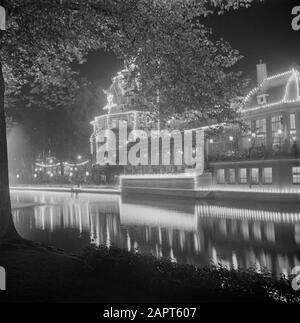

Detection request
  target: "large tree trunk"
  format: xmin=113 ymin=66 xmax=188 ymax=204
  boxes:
xmin=0 ymin=56 xmax=19 ymax=242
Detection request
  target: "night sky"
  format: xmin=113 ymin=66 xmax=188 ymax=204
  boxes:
xmin=80 ymin=0 xmax=300 ymax=89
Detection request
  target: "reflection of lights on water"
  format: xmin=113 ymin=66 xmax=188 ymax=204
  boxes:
xmin=197 ymin=204 xmax=300 ymax=223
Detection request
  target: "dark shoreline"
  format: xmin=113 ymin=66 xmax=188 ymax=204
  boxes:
xmin=0 ymin=241 xmax=299 ymax=303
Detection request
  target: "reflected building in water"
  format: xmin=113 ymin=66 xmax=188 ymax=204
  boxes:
xmin=11 ymin=191 xmax=300 ymax=276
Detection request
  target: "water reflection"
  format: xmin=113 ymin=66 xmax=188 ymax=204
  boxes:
xmin=11 ymin=191 xmax=300 ymax=276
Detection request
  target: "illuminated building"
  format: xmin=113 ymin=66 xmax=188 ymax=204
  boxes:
xmin=89 ymin=69 xmax=159 ymax=182
xmin=209 ymin=62 xmax=300 ymax=190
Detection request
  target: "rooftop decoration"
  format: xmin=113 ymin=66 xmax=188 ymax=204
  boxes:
xmin=103 ymin=69 xmax=133 ymax=114
xmin=243 ymin=68 xmax=300 ymax=113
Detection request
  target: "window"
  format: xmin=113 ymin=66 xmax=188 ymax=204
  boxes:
xmin=290 ymin=130 xmax=297 ymax=144
xmin=290 ymin=114 xmax=297 ymax=143
xmin=255 ymin=119 xmax=267 ymax=145
xmin=217 ymin=169 xmax=225 ymax=184
xmin=257 ymin=94 xmax=268 ymax=105
xmin=292 ymin=167 xmax=300 ymax=184
xmin=272 ymin=115 xmax=282 ymax=132
xmin=228 ymin=169 xmax=236 ymax=184
xmin=256 ymin=119 xmax=266 ymax=133
xmin=262 ymin=167 xmax=272 ymax=184
xmin=290 ymin=114 xmax=296 ymax=130
xmin=250 ymin=168 xmax=259 ymax=184
xmin=272 ymin=115 xmax=283 ymax=148
xmin=239 ymin=168 xmax=247 ymax=184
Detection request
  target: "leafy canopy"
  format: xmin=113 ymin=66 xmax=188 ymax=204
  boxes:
xmin=0 ymin=0 xmax=257 ymax=125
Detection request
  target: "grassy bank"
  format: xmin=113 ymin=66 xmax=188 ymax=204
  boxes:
xmin=0 ymin=241 xmax=299 ymax=303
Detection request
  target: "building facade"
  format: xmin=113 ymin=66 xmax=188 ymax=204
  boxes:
xmin=209 ymin=63 xmax=300 ymax=191
xmin=89 ymin=69 xmax=160 ymax=182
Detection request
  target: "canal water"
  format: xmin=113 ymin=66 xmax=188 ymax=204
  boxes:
xmin=10 ymin=190 xmax=300 ymax=276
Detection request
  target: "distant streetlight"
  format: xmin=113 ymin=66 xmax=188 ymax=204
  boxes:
xmin=85 ymin=171 xmax=89 ymax=176
xmin=77 ymin=155 xmax=82 ymax=160
xmin=209 ymin=139 xmax=214 ymax=144
xmin=229 ymin=136 xmax=234 ymax=142
xmin=34 ymin=173 xmax=37 ymax=178
xmin=16 ymin=174 xmax=20 ymax=179
xmin=251 ymin=132 xmax=256 ymax=138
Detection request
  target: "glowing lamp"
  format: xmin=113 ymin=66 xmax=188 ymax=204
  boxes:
xmin=229 ymin=136 xmax=234 ymax=141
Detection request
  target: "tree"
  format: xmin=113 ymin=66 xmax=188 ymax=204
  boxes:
xmin=0 ymin=0 xmax=257 ymax=242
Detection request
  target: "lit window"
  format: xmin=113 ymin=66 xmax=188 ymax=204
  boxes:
xmin=292 ymin=167 xmax=300 ymax=184
xmin=272 ymin=115 xmax=282 ymax=132
xmin=256 ymin=119 xmax=266 ymax=133
xmin=217 ymin=169 xmax=225 ymax=184
xmin=290 ymin=130 xmax=297 ymax=144
xmin=250 ymin=168 xmax=259 ymax=184
xmin=255 ymin=119 xmax=267 ymax=145
xmin=272 ymin=115 xmax=283 ymax=148
xmin=239 ymin=168 xmax=247 ymax=184
xmin=262 ymin=168 xmax=272 ymax=184
xmin=290 ymin=114 xmax=296 ymax=130
xmin=228 ymin=169 xmax=236 ymax=184
xmin=290 ymin=114 xmax=297 ymax=143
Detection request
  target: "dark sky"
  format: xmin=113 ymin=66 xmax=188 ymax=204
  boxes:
xmin=80 ymin=0 xmax=300 ymax=88
xmin=207 ymin=0 xmax=300 ymax=81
